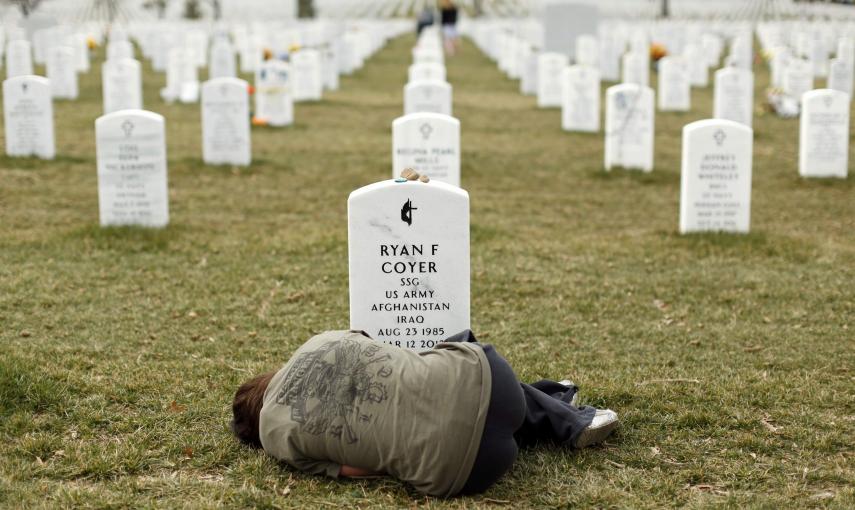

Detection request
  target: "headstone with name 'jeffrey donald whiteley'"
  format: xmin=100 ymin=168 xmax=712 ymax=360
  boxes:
xmin=680 ymin=119 xmax=753 ymax=234
xmin=348 ymin=177 xmax=470 ymax=352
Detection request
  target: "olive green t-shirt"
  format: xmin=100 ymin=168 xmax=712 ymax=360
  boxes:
xmin=259 ymin=330 xmax=492 ymax=497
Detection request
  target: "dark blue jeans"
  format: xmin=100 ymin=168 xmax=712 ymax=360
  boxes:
xmin=444 ymin=330 xmax=596 ymax=495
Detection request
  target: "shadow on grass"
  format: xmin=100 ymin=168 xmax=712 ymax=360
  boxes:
xmin=0 ymin=154 xmax=89 ymax=169
xmin=67 ymin=224 xmax=184 ymax=253
xmin=0 ymin=356 xmax=73 ymax=418
xmin=662 ymin=231 xmax=814 ymax=263
xmin=588 ymin=168 xmax=678 ymax=185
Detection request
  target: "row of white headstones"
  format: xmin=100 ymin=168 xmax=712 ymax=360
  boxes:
xmin=348 ymin=20 xmax=855 ymax=350
xmin=458 ymin=19 xmax=850 ymax=235
xmin=1 ymin=20 xmax=410 ymax=228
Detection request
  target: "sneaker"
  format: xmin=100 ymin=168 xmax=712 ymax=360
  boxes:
xmin=574 ymin=409 xmax=619 ymax=449
xmin=558 ymin=380 xmax=579 ymax=406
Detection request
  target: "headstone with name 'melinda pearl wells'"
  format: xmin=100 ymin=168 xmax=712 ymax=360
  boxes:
xmin=404 ymin=79 xmax=452 ymax=116
xmin=201 ymin=77 xmax=251 ymax=166
xmin=680 ymin=119 xmax=753 ymax=234
xmin=799 ymin=89 xmax=849 ymax=178
xmin=95 ymin=110 xmax=169 ymax=227
xmin=392 ymin=112 xmax=460 ymax=187
xmin=561 ymin=64 xmax=600 ymax=132
xmin=3 ymin=75 xmax=55 ymax=159
xmin=348 ymin=177 xmax=470 ymax=351
xmin=605 ymin=83 xmax=654 ymax=172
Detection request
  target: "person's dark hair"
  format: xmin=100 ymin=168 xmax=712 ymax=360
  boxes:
xmin=231 ymin=371 xmax=276 ymax=448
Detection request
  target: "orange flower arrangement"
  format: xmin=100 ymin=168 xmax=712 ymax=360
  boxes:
xmin=650 ymin=43 xmax=667 ymax=62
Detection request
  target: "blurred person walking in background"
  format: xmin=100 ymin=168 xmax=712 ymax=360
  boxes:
xmin=439 ymin=0 xmax=460 ymax=55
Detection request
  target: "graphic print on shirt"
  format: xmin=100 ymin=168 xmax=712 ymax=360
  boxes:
xmin=275 ymin=338 xmax=392 ymax=444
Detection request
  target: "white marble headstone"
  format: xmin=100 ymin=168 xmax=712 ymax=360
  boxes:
xmin=201 ymin=77 xmax=251 ymax=166
xmin=621 ymin=51 xmax=649 ymax=87
xmin=323 ymin=44 xmax=340 ymax=91
xmin=95 ymin=110 xmax=169 ymax=227
xmin=255 ymin=60 xmax=293 ymax=126
xmin=537 ymin=52 xmax=569 ymax=108
xmin=784 ymin=59 xmax=814 ymax=101
xmin=102 ymin=58 xmax=142 ymax=114
xmin=408 ymin=62 xmax=446 ymax=83
xmin=209 ymin=38 xmax=236 ymax=80
xmin=828 ymin=58 xmax=853 ymax=98
xmin=680 ymin=119 xmax=753 ymax=234
xmin=714 ymin=67 xmax=754 ymax=128
xmin=657 ymin=56 xmax=691 ymax=112
xmin=605 ymin=84 xmax=654 ymax=172
xmin=404 ymin=80 xmax=452 ymax=116
xmin=291 ymin=49 xmax=323 ymax=102
xmin=348 ymin=179 xmax=470 ymax=351
xmin=392 ymin=112 xmax=460 ymax=187
xmin=685 ymin=45 xmax=709 ymax=88
xmin=3 ymin=75 xmax=55 ymax=159
xmin=799 ymin=89 xmax=849 ymax=178
xmin=46 ymin=46 xmax=78 ymax=100
xmin=6 ymin=40 xmax=34 ymax=78
xmin=561 ymin=65 xmax=600 ymax=132
xmin=520 ymin=49 xmax=539 ymax=96
xmin=107 ymin=40 xmax=134 ymax=61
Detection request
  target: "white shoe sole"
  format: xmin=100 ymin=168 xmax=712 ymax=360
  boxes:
xmin=574 ymin=410 xmax=619 ymax=449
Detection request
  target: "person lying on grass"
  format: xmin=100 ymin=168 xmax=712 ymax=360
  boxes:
xmin=231 ymin=330 xmax=618 ymax=497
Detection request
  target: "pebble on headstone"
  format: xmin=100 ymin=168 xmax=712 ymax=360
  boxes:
xmin=561 ymin=64 xmax=600 ymax=132
xmin=537 ymin=52 xmax=569 ymax=108
xmin=713 ymin=67 xmax=754 ymax=128
xmin=202 ymin=77 xmax=252 ymax=166
xmin=404 ymin=80 xmax=452 ymax=116
xmin=799 ymin=89 xmax=849 ymax=178
xmin=3 ymin=75 xmax=55 ymax=159
xmin=348 ymin=178 xmax=470 ymax=351
xmin=604 ymin=83 xmax=655 ymax=172
xmin=102 ymin=58 xmax=143 ymax=114
xmin=95 ymin=110 xmax=169 ymax=227
xmin=680 ymin=119 xmax=753 ymax=234
xmin=393 ymin=112 xmax=460 ymax=187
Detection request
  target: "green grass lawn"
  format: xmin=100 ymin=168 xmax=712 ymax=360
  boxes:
xmin=1 ymin=34 xmax=853 ymax=508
